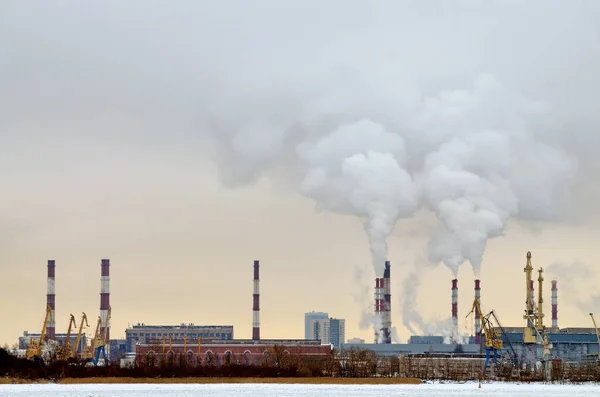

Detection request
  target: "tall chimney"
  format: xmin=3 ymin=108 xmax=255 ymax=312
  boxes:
xmin=451 ymin=278 xmax=458 ymax=336
xmin=474 ymin=279 xmax=481 ymax=344
xmin=383 ymin=261 xmax=391 ymax=344
xmin=551 ymin=279 xmax=558 ymax=328
xmin=100 ymin=259 xmax=110 ymax=343
xmin=46 ymin=260 xmax=56 ymax=341
xmin=373 ymin=278 xmax=380 ymax=343
xmin=252 ymin=260 xmax=260 ymax=340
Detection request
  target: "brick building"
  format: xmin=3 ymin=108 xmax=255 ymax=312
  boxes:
xmin=135 ymin=339 xmax=332 ymax=366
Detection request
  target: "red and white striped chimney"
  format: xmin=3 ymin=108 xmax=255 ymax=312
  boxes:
xmin=551 ymin=279 xmax=558 ymax=328
xmin=383 ymin=261 xmax=391 ymax=344
xmin=46 ymin=260 xmax=56 ymax=340
xmin=374 ymin=278 xmax=383 ymax=343
xmin=252 ymin=260 xmax=260 ymax=340
xmin=451 ymin=278 xmax=458 ymax=334
xmin=100 ymin=259 xmax=110 ymax=342
xmin=474 ymin=279 xmax=481 ymax=344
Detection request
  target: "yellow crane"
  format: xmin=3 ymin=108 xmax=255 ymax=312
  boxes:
xmin=91 ymin=306 xmax=111 ymax=366
xmin=57 ymin=314 xmax=77 ymax=361
xmin=467 ymin=298 xmax=518 ymax=376
xmin=590 ymin=313 xmax=600 ymax=361
xmin=26 ymin=304 xmax=53 ymax=360
xmin=73 ymin=312 xmax=89 ymax=360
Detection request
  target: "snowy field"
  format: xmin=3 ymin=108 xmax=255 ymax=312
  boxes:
xmin=1 ymin=382 xmax=599 ymax=397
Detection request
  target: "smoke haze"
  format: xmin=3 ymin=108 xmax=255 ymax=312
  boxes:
xmin=2 ymin=1 xmax=600 ymax=341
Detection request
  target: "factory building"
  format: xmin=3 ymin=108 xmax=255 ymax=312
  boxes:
xmin=341 ymin=340 xmax=481 ymax=356
xmin=125 ymin=324 xmax=234 ymax=353
xmin=134 ymin=260 xmax=334 ymax=364
xmin=135 ymin=339 xmax=332 ymax=366
xmin=19 ymin=331 xmax=88 ymax=353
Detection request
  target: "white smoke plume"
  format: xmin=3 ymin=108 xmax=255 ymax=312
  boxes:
xmin=546 ymin=261 xmax=600 ymax=313
xmin=416 ymin=76 xmax=576 ymax=277
xmin=3 ymin=1 xmax=599 ymax=341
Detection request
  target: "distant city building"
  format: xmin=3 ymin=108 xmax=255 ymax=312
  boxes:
xmin=346 ymin=337 xmax=365 ymax=344
xmin=109 ymin=339 xmax=127 ymax=361
xmin=125 ymin=323 xmax=234 ymax=353
xmin=305 ymin=313 xmax=345 ymax=350
xmin=329 ymin=318 xmax=345 ymax=350
xmin=305 ymin=312 xmax=328 ymax=340
xmin=18 ymin=331 xmax=87 ymax=352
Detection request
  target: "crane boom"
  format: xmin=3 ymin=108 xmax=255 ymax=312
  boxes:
xmin=590 ymin=313 xmax=600 ymax=360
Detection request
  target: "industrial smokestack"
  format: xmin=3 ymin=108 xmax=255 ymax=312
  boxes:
xmin=46 ymin=260 xmax=56 ymax=341
xmin=451 ymin=278 xmax=458 ymax=337
xmin=551 ymin=279 xmax=558 ymax=328
xmin=383 ymin=261 xmax=391 ymax=344
xmin=374 ymin=278 xmax=379 ymax=343
xmin=100 ymin=259 xmax=110 ymax=343
xmin=252 ymin=260 xmax=260 ymax=340
xmin=474 ymin=279 xmax=481 ymax=345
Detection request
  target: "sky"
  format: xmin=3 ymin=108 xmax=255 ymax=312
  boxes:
xmin=1 ymin=0 xmax=600 ymax=346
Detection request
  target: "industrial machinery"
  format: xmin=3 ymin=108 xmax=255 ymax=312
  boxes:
xmin=73 ymin=312 xmax=89 ymax=360
xmin=467 ymin=299 xmax=518 ymax=376
xmin=56 ymin=314 xmax=77 ymax=361
xmin=590 ymin=313 xmax=600 ymax=361
xmin=26 ymin=304 xmax=53 ymax=361
xmin=91 ymin=306 xmax=111 ymax=366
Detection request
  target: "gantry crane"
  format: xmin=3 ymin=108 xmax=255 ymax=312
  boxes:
xmin=91 ymin=306 xmax=111 ymax=366
xmin=57 ymin=314 xmax=77 ymax=361
xmin=467 ymin=298 xmax=518 ymax=376
xmin=26 ymin=304 xmax=53 ymax=361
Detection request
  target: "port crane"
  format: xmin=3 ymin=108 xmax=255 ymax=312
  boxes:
xmin=91 ymin=306 xmax=111 ymax=366
xmin=467 ymin=299 xmax=518 ymax=376
xmin=590 ymin=313 xmax=600 ymax=361
xmin=59 ymin=312 xmax=89 ymax=361
xmin=73 ymin=312 xmax=89 ymax=360
xmin=26 ymin=304 xmax=53 ymax=361
xmin=57 ymin=314 xmax=77 ymax=361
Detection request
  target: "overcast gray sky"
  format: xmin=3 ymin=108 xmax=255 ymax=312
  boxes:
xmin=1 ymin=1 xmax=600 ymax=345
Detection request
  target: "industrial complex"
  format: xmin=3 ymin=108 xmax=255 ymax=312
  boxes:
xmin=11 ymin=251 xmax=600 ymax=376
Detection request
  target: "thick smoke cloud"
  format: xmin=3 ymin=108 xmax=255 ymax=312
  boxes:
xmin=546 ymin=262 xmax=600 ymax=313
xmin=2 ymin=1 xmax=600 ymax=337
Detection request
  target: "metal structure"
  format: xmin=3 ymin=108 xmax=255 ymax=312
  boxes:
xmin=46 ymin=260 xmax=56 ymax=341
xmin=382 ymin=261 xmax=392 ymax=344
xmin=374 ymin=277 xmax=384 ymax=343
xmin=100 ymin=259 xmax=110 ymax=344
xmin=451 ymin=278 xmax=458 ymax=338
xmin=551 ymin=280 xmax=558 ymax=328
xmin=26 ymin=304 xmax=53 ymax=360
xmin=474 ymin=279 xmax=481 ymax=345
xmin=467 ymin=299 xmax=518 ymax=376
xmin=536 ymin=268 xmax=545 ymax=330
xmin=590 ymin=313 xmax=600 ymax=360
xmin=74 ymin=312 xmax=89 ymax=360
xmin=523 ymin=251 xmax=537 ymax=344
xmin=252 ymin=260 xmax=260 ymax=341
xmin=91 ymin=306 xmax=111 ymax=366
xmin=57 ymin=314 xmax=77 ymax=360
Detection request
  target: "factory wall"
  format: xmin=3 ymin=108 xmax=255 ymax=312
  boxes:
xmin=125 ymin=324 xmax=234 ymax=353
xmin=135 ymin=340 xmax=332 ymax=366
xmin=493 ymin=332 xmax=599 ymax=363
xmin=341 ymin=342 xmax=481 ymax=356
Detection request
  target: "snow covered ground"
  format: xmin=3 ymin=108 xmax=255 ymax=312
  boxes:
xmin=0 ymin=382 xmax=598 ymax=396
